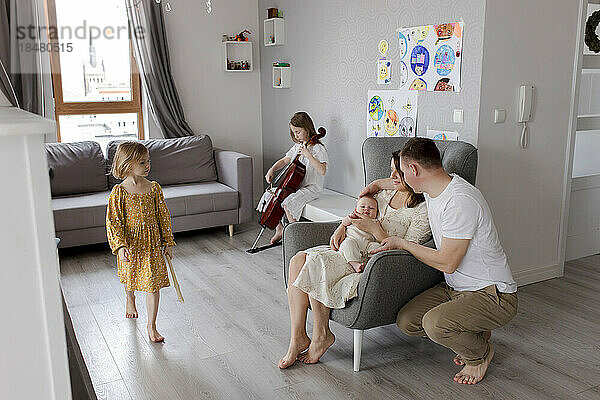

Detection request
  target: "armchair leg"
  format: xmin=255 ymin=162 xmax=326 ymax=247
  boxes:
xmin=228 ymin=224 xmax=234 ymax=237
xmin=353 ymin=329 xmax=363 ymax=372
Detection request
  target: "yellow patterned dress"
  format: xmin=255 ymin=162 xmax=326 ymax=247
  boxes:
xmin=106 ymin=181 xmax=176 ymax=292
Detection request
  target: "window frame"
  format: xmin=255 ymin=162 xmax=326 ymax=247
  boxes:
xmin=44 ymin=0 xmax=144 ymax=141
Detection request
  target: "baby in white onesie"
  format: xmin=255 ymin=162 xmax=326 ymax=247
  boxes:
xmin=339 ymin=195 xmax=380 ymax=273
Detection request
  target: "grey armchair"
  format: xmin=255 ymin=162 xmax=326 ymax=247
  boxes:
xmin=282 ymin=137 xmax=478 ymax=371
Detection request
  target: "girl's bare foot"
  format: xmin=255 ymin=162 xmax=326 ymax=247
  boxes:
xmin=147 ymin=325 xmax=164 ymax=343
xmin=453 ymin=331 xmax=491 ymax=365
xmin=297 ymin=331 xmax=335 ymax=364
xmin=348 ymin=261 xmax=364 ymax=273
xmin=126 ymin=295 xmax=138 ymax=318
xmin=453 ymin=343 xmax=494 ymax=384
xmin=278 ymin=335 xmax=311 ymax=369
xmin=270 ymin=223 xmax=284 ymax=244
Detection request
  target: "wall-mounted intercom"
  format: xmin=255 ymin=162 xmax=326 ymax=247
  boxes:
xmin=518 ymin=85 xmax=534 ymax=148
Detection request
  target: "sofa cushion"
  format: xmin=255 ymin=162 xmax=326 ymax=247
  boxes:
xmin=46 ymin=141 xmax=108 ymax=196
xmin=162 ymin=182 xmax=238 ymax=216
xmin=106 ymin=135 xmax=217 ymax=187
xmin=52 ymin=191 xmax=110 ymax=231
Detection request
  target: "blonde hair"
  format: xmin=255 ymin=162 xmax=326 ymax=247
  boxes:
xmin=111 ymin=141 xmax=149 ymax=180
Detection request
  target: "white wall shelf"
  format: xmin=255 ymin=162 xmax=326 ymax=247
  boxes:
xmin=222 ymin=41 xmax=253 ymax=72
xmin=264 ymin=18 xmax=285 ymax=46
xmin=273 ymin=66 xmax=291 ymax=88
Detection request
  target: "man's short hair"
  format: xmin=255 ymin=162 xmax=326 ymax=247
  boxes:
xmin=399 ymin=137 xmax=443 ymax=170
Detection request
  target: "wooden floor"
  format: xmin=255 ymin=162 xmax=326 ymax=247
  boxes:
xmin=59 ymin=224 xmax=600 ymax=400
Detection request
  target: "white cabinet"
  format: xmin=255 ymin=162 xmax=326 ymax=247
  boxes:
xmin=0 ymin=108 xmax=72 ymax=400
xmin=273 ymin=66 xmax=292 ymax=88
xmin=264 ymin=18 xmax=285 ymax=46
xmin=222 ymin=41 xmax=253 ymax=72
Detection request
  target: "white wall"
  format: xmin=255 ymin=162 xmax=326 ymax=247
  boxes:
xmin=476 ymin=0 xmax=580 ymax=284
xmin=162 ymin=0 xmax=263 ymax=203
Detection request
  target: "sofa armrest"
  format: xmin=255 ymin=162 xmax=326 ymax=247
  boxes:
xmin=214 ymin=149 xmax=253 ymax=224
xmin=282 ymin=221 xmax=341 ymax=287
xmin=331 ymin=247 xmax=443 ymax=329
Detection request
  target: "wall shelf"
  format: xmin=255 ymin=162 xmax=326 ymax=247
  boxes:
xmin=222 ymin=41 xmax=252 ymax=72
xmin=264 ymin=18 xmax=285 ymax=46
xmin=273 ymin=66 xmax=291 ymax=88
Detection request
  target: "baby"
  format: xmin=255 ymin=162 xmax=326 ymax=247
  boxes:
xmin=339 ymin=195 xmax=381 ymax=273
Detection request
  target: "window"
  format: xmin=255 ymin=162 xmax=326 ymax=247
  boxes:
xmin=46 ymin=0 xmax=143 ymax=152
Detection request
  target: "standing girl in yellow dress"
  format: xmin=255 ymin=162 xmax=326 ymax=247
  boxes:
xmin=106 ymin=142 xmax=176 ymax=343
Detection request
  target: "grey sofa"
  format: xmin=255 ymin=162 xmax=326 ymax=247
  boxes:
xmin=282 ymin=136 xmax=478 ymax=371
xmin=47 ymin=135 xmax=253 ymax=248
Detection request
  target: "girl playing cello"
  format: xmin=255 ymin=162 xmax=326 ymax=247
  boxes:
xmin=257 ymin=112 xmax=328 ymax=244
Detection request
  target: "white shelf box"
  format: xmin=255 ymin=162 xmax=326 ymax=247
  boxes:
xmin=273 ymin=66 xmax=291 ymax=88
xmin=264 ymin=18 xmax=285 ymax=46
xmin=222 ymin=41 xmax=253 ymax=72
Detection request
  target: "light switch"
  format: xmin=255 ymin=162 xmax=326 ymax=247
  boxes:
xmin=494 ymin=109 xmax=506 ymax=123
xmin=453 ymin=109 xmax=464 ymax=124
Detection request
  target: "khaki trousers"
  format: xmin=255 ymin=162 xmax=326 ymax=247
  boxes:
xmin=396 ymin=282 xmax=518 ymax=366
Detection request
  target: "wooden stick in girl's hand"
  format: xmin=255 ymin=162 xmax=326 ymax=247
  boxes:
xmin=165 ymin=254 xmax=184 ymax=302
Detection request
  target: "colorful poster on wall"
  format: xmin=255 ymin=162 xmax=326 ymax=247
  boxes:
xmin=397 ymin=22 xmax=464 ymax=92
xmin=367 ymin=90 xmax=418 ymax=137
xmin=425 ymin=128 xmax=459 ymax=141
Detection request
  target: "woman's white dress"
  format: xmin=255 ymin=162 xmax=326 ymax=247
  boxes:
xmin=292 ymin=190 xmax=431 ymax=309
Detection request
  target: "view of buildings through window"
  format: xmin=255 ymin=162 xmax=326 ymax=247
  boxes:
xmin=48 ymin=0 xmax=142 ymax=151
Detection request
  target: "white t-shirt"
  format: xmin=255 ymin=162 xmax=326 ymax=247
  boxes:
xmin=425 ymin=174 xmax=517 ymax=293
xmin=285 ymin=143 xmax=328 ymax=192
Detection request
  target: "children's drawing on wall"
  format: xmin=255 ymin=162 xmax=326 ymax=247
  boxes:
xmin=424 ymin=128 xmax=459 ymax=141
xmin=398 ymin=21 xmax=464 ymax=92
xmin=378 ymin=59 xmax=392 ymax=85
xmin=367 ymin=90 xmax=418 ymax=137
xmin=377 ymin=40 xmax=392 ymax=85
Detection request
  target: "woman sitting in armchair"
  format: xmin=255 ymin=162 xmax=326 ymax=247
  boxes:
xmin=279 ymin=150 xmax=432 ymax=368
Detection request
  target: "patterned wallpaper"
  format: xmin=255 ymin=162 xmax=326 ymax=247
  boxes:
xmin=259 ymin=0 xmax=485 ymax=196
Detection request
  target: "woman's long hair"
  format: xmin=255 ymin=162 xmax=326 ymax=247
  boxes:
xmin=289 ymin=111 xmax=323 ymax=146
xmin=392 ymin=149 xmax=425 ymax=208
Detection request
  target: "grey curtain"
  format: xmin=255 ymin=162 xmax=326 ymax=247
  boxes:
xmin=0 ymin=0 xmax=44 ymax=114
xmin=126 ymin=0 xmax=194 ymax=138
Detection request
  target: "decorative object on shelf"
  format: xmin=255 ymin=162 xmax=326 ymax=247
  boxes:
xmin=585 ymin=4 xmax=600 ymax=54
xmin=397 ymin=21 xmax=463 ymax=92
xmin=264 ymin=17 xmax=284 ymax=46
xmin=367 ymin=90 xmax=418 ymax=137
xmin=268 ymin=7 xmax=278 ymax=19
xmin=206 ymin=0 xmax=212 ymax=14
xmin=227 ymin=59 xmax=251 ymax=71
xmin=377 ymin=40 xmax=392 ymax=85
xmin=235 ymin=29 xmax=251 ymax=41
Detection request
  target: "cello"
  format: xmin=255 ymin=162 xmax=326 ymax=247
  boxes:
xmin=247 ymin=127 xmax=326 ymax=253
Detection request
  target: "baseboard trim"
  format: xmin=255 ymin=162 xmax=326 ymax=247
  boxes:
xmin=514 ymin=263 xmax=563 ymax=287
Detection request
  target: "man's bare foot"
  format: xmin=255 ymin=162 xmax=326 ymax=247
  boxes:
xmin=270 ymin=224 xmax=284 ymax=244
xmin=297 ymin=331 xmax=335 ymax=364
xmin=453 ymin=331 xmax=491 ymax=365
xmin=453 ymin=343 xmax=494 ymax=385
xmin=126 ymin=295 xmax=138 ymax=318
xmin=348 ymin=261 xmax=364 ymax=273
xmin=147 ymin=325 xmax=164 ymax=343
xmin=278 ymin=335 xmax=311 ymax=369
